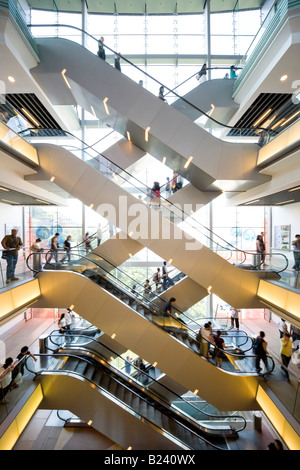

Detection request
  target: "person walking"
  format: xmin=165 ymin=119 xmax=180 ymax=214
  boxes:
xmin=1 ymin=228 xmax=23 ymax=284
xmin=97 ymin=36 xmax=106 ymax=60
xmin=292 ymin=234 xmax=300 ymax=271
xmin=280 ymin=333 xmax=294 ymax=381
xmin=197 ymin=323 xmax=213 ymax=358
xmin=254 ymin=331 xmax=269 ymax=373
xmin=61 ymin=235 xmax=71 ymax=263
xmin=48 ymin=232 xmax=60 ymax=263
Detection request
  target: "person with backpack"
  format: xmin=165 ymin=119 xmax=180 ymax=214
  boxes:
xmin=253 ymin=331 xmax=270 ymax=373
xmin=153 ymin=268 xmax=161 ymax=292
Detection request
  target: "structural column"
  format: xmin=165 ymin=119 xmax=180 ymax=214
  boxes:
xmin=203 ymin=0 xmax=212 ymax=80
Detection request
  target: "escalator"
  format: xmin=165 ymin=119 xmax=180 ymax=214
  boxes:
xmin=28 ymin=252 xmax=275 ymax=410
xmin=29 ymin=29 xmax=270 ymax=193
xmin=26 ymin=330 xmax=249 ymax=450
xmin=25 ymin=137 xmax=288 ymax=308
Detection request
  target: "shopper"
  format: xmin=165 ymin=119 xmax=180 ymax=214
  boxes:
xmin=213 ymin=330 xmax=227 ymax=368
xmin=61 ymin=235 xmax=71 ymax=262
xmin=278 ymin=318 xmax=289 ymax=338
xmin=153 ymin=268 xmax=162 ymax=292
xmin=83 ymin=232 xmax=92 ymax=253
xmin=163 ymin=297 xmax=176 ymax=318
xmin=162 ymin=261 xmax=169 ymax=290
xmin=230 ymin=65 xmax=237 ymax=79
xmin=143 ymin=279 xmax=152 ymax=303
xmin=30 ymin=237 xmax=43 ymax=272
xmin=114 ymin=53 xmax=121 ymax=71
xmin=198 ymin=323 xmax=213 ymax=358
xmin=158 ymin=86 xmax=167 ymax=102
xmin=280 ymin=333 xmax=294 ymax=381
xmin=97 ymin=36 xmax=106 ymax=60
xmin=292 ymin=234 xmax=300 ymax=271
xmin=253 ymin=331 xmax=269 ymax=373
xmin=48 ymin=232 xmax=60 ymax=263
xmin=256 ymin=234 xmax=266 ymax=265
xmin=1 ymin=228 xmax=23 ymax=284
xmin=196 ymin=63 xmax=207 ymax=83
xmin=0 ymin=357 xmax=17 ymax=402
xmin=230 ymin=307 xmax=240 ymax=330
xmin=11 ymin=346 xmax=37 ymax=388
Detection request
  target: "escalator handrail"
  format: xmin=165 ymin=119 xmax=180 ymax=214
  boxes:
xmin=26 ymin=352 xmax=224 ymax=450
xmin=45 ymin=330 xmax=247 ymax=432
xmin=26 ymin=250 xmax=275 ymax=375
xmin=21 ymin=126 xmax=289 ymax=275
xmin=28 ymin=23 xmax=269 ymax=135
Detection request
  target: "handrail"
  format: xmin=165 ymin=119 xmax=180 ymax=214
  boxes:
xmin=28 ymin=23 xmax=269 ymax=135
xmin=45 ymin=331 xmax=247 ymax=432
xmin=26 ymin=251 xmax=275 ymax=376
xmin=25 ymin=352 xmax=224 ymax=450
xmin=20 ymin=126 xmax=289 ymax=275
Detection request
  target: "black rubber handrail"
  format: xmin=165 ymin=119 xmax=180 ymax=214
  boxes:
xmin=45 ymin=331 xmax=247 ymax=432
xmin=28 ymin=23 xmax=270 ymax=135
xmin=26 ymin=251 xmax=275 ymax=376
xmin=25 ymin=352 xmax=223 ymax=450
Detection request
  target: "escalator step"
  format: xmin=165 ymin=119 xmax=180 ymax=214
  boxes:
xmin=107 ymin=379 xmax=118 ymax=395
xmin=123 ymin=389 xmax=133 ymax=406
xmin=115 ymin=384 xmax=126 ymax=402
xmin=131 ymin=395 xmax=140 ymax=411
xmin=74 ymin=361 xmax=88 ymax=375
xmin=84 ymin=365 xmax=95 ymax=380
xmin=92 ymin=369 xmax=102 ymax=384
xmin=99 ymin=373 xmax=110 ymax=389
xmin=63 ymin=357 xmax=79 ymax=371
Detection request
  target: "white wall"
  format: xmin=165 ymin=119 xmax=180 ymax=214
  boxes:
xmin=0 ymin=202 xmax=23 ymax=242
xmin=271 ymin=202 xmax=300 ymax=249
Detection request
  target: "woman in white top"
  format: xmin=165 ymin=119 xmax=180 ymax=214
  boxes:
xmin=30 ymin=238 xmax=42 ymax=272
xmin=0 ymin=357 xmax=17 ymax=401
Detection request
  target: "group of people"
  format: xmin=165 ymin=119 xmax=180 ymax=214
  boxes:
xmin=196 ymin=63 xmax=239 ymax=83
xmin=97 ymin=36 xmax=122 ymax=72
xmin=148 ymin=172 xmax=183 ymax=204
xmin=58 ymin=309 xmax=75 ymax=344
xmin=197 ymin=323 xmax=228 ymax=368
xmin=0 ymin=346 xmax=37 ymax=403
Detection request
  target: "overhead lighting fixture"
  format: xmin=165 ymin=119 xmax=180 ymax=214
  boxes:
xmin=0 ymin=186 xmax=9 ymax=192
xmin=194 ymin=389 xmax=199 ymax=395
xmin=111 ymin=333 xmax=116 ymax=339
xmin=50 ymin=176 xmax=55 ymax=182
xmin=89 ymin=203 xmax=94 ymax=209
xmin=168 ymin=258 xmax=173 ymax=264
xmin=162 ymin=156 xmax=166 ymax=165
xmin=90 ymin=105 xmax=97 ymax=118
xmin=7 ymin=76 xmax=15 ymax=83
xmin=36 ymin=198 xmax=51 ymax=205
xmin=21 ymin=107 xmax=40 ymax=127
xmin=271 ymin=118 xmax=285 ymax=130
xmin=288 ymin=186 xmax=300 ymax=192
xmin=153 ymin=361 xmax=158 ymax=368
xmin=184 ymin=156 xmax=193 ymax=169
xmin=145 ymin=126 xmax=151 ymax=142
xmin=244 ymin=199 xmax=260 ymax=205
xmin=1 ymin=199 xmax=20 ymax=204
xmin=253 ymin=108 xmax=272 ymax=127
xmin=275 ymin=199 xmax=295 ymax=205
xmin=207 ymin=285 xmax=212 ymax=294
xmin=61 ymin=68 xmax=71 ymax=89
xmin=280 ymin=110 xmax=300 ymax=127
xmin=103 ymin=97 xmax=110 ymax=115
xmin=69 ymin=305 xmax=74 ymax=310
xmin=87 ymin=420 xmax=93 ymax=426
xmin=280 ymin=74 xmax=288 ymax=81
xmin=126 ymin=131 xmax=131 ymax=141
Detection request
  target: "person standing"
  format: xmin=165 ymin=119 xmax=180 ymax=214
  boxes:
xmin=48 ymin=232 xmax=60 ymax=263
xmin=230 ymin=307 xmax=240 ymax=330
xmin=97 ymin=36 xmax=106 ymax=60
xmin=254 ymin=331 xmax=269 ymax=373
xmin=97 ymin=224 xmax=102 ymax=246
xmin=65 ymin=308 xmax=74 ymax=344
xmin=1 ymin=228 xmax=23 ymax=284
xmin=158 ymin=86 xmax=167 ymax=102
xmin=256 ymin=234 xmax=266 ymax=265
xmin=83 ymin=232 xmax=92 ymax=253
xmin=162 ymin=261 xmax=169 ymax=290
xmin=153 ymin=268 xmax=162 ymax=292
xmin=114 ymin=53 xmax=121 ymax=71
xmin=143 ymin=279 xmax=152 ymax=303
xmin=280 ymin=333 xmax=294 ymax=381
xmin=230 ymin=65 xmax=237 ymax=79
xmin=213 ymin=330 xmax=227 ymax=368
xmin=197 ymin=323 xmax=213 ymax=358
xmin=196 ymin=63 xmax=207 ymax=84
xmin=11 ymin=346 xmax=37 ymax=388
xmin=278 ymin=318 xmax=289 ymax=338
xmin=30 ymin=237 xmax=42 ymax=272
xmin=0 ymin=357 xmax=17 ymax=402
xmin=292 ymin=234 xmax=300 ymax=271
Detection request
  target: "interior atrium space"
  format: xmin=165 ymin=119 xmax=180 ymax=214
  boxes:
xmin=0 ymin=0 xmax=300 ymax=454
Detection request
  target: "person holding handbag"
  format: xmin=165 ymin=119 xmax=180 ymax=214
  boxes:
xmin=1 ymin=228 xmax=23 ymax=284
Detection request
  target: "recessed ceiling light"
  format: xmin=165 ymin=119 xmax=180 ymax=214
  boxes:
xmin=8 ymin=76 xmax=15 ymax=83
xmin=1 ymin=199 xmax=20 ymax=204
xmin=253 ymin=108 xmax=272 ymax=127
xmin=288 ymin=186 xmax=300 ymax=192
xmin=61 ymin=68 xmax=71 ymax=89
xmin=21 ymin=107 xmax=40 ymax=127
xmin=275 ymin=199 xmax=295 ymax=205
xmin=244 ymin=199 xmax=260 ymax=205
xmin=103 ymin=97 xmax=109 ymax=115
xmin=0 ymin=186 xmax=9 ymax=192
xmin=280 ymin=74 xmax=288 ymax=81
xmin=184 ymin=156 xmax=193 ymax=169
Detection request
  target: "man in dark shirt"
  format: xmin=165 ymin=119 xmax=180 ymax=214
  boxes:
xmin=163 ymin=297 xmax=176 ymax=317
xmin=1 ymin=228 xmax=23 ymax=283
